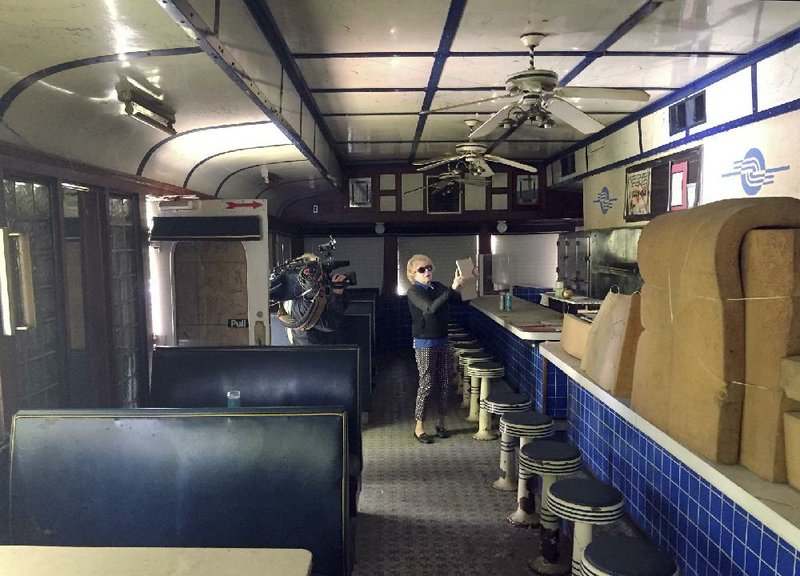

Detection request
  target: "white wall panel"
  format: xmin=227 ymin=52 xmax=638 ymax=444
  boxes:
xmin=640 ymin=107 xmax=676 ymax=152
xmin=304 ymin=236 xmax=384 ymax=290
xmin=401 ymin=173 xmax=424 ymax=211
xmin=587 ymin=122 xmax=639 ymax=172
xmin=690 ymin=69 xmax=752 ymax=137
xmin=758 ymin=43 xmax=800 ymax=111
xmin=492 ymin=234 xmax=558 ymax=288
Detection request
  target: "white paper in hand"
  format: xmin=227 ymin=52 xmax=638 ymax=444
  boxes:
xmin=456 ymin=257 xmax=478 ymax=301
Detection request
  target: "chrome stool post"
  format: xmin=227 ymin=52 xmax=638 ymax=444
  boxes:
xmin=546 ymin=478 xmax=624 ymax=576
xmin=463 ymin=361 xmax=505 ymax=440
xmin=519 ymin=441 xmax=582 ymax=576
xmin=499 ymin=412 xmax=554 ymax=524
xmin=482 ymin=389 xmax=531 ymax=467
xmin=459 ymin=351 xmax=492 ymax=410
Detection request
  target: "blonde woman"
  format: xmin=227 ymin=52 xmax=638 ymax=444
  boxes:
xmin=406 ymin=254 xmax=464 ymax=443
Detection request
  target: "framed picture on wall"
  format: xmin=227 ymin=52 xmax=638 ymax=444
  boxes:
xmin=426 ymin=176 xmax=461 ymax=214
xmin=624 ymin=167 xmax=652 ymax=221
xmin=348 ymin=177 xmax=372 ymax=208
xmin=514 ymin=174 xmax=540 ymax=207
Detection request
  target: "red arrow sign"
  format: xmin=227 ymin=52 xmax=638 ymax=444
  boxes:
xmin=225 ymin=201 xmax=263 ymax=209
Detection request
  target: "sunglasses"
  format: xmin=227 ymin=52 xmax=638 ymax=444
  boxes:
xmin=416 ymin=264 xmax=433 ymax=273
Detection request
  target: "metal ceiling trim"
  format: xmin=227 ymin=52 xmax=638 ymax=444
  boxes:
xmin=136 ymin=120 xmax=272 ymax=176
xmin=0 ymin=47 xmax=202 ymax=121
xmin=213 ymin=158 xmax=307 ymax=197
xmin=240 ymin=0 xmax=340 ymax=165
xmin=293 ymin=49 xmax=743 ymax=59
xmin=547 ymin=25 xmax=800 ymax=168
xmin=256 ymin=176 xmax=330 ymax=199
xmin=182 ymin=143 xmax=296 ymax=188
xmin=408 ymin=0 xmax=468 ymax=162
xmin=157 ymin=0 xmax=338 ymax=187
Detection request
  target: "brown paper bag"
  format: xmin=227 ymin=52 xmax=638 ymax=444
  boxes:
xmin=580 ymin=292 xmax=642 ymax=397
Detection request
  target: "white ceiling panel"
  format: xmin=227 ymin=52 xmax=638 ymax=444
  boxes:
xmin=0 ymin=0 xmax=193 ymax=86
xmin=144 ymin=126 xmax=292 ymax=186
xmin=439 ymin=56 xmax=585 ymax=89
xmin=507 ymin=120 xmax=585 ymax=142
xmin=266 ymin=0 xmax=449 ymax=53
xmin=420 ymin=115 xmax=488 ymax=142
xmin=315 ymin=91 xmax=425 ymax=114
xmin=298 ymin=57 xmax=434 ymax=89
xmin=326 ymin=115 xmax=420 ymax=143
xmin=339 ymin=143 xmax=414 ymax=162
xmin=492 ymin=140 xmax=573 ymax=160
xmin=415 ymin=142 xmax=468 ymax=161
xmin=186 ymin=146 xmax=306 ymax=194
xmin=613 ymin=0 xmax=800 ymax=52
xmin=217 ymin=160 xmax=319 ymax=199
xmin=574 ymin=55 xmax=736 ymax=89
xmin=453 ymin=0 xmax=647 ymax=52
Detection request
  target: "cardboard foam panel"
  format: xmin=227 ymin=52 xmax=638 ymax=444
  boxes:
xmin=784 ymin=412 xmax=800 ymax=491
xmin=739 ymin=230 xmax=800 ymax=481
xmin=560 ymin=314 xmax=591 ymax=360
xmin=632 ymin=198 xmax=800 ymax=463
xmin=781 ymin=356 xmax=800 ymax=402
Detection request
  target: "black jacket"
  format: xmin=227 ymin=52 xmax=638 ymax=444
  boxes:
xmin=407 ymin=281 xmax=461 ymax=339
xmin=290 ymin=290 xmax=347 ymax=345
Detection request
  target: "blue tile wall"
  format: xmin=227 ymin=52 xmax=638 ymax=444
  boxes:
xmin=560 ymin=367 xmax=800 ymax=576
xmin=513 ymin=285 xmax=551 ymax=305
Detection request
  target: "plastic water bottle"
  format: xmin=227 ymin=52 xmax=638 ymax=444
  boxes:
xmin=227 ymin=390 xmax=241 ymax=408
xmin=504 ymin=292 xmax=512 ymax=311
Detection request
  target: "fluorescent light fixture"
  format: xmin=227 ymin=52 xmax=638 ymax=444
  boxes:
xmin=116 ymin=78 xmax=176 ymax=135
xmin=61 ymin=182 xmax=90 ymax=192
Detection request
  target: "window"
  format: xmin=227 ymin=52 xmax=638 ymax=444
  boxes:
xmin=560 ymin=153 xmax=576 ymax=177
xmin=669 ymin=91 xmax=706 ymax=135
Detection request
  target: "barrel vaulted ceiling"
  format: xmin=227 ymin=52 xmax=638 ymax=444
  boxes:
xmin=1 ymin=1 xmax=799 ymax=214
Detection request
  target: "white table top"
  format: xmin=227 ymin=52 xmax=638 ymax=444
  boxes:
xmin=0 ymin=546 xmax=312 ymax=576
xmin=468 ymin=296 xmax=563 ymax=341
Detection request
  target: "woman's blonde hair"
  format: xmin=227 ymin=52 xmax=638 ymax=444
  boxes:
xmin=406 ymin=254 xmax=434 ymax=283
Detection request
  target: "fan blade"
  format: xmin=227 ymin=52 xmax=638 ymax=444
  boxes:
xmin=412 ymin=154 xmax=460 ymax=167
xmin=484 ymin=155 xmax=538 ymax=174
xmin=415 ymin=155 xmax=466 ymax=172
xmin=544 ymin=98 xmax=605 ymax=134
xmin=555 ymin=86 xmax=650 ymax=102
xmin=419 ymin=94 xmax=516 ymax=115
xmin=471 ymin=157 xmax=494 ymax=178
xmin=469 ymin=99 xmax=523 ymax=139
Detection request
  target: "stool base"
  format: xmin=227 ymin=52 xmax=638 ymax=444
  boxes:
xmin=491 ymin=475 xmax=517 ymax=491
xmin=473 ymin=429 xmax=499 ymax=441
xmin=529 ymin=555 xmax=570 ymax=576
xmin=507 ymin=496 xmax=539 ymax=528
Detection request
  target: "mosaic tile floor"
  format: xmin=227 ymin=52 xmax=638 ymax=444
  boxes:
xmin=351 ymin=351 xmax=551 ymax=576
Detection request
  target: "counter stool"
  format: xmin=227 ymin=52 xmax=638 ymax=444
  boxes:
xmin=480 ymin=389 xmax=531 ymax=442
xmin=449 ymin=341 xmax=484 ymax=400
xmin=519 ymin=441 xmax=582 ymax=576
xmin=463 ymin=361 xmax=505 ymax=440
xmin=581 ymin=535 xmax=679 ymax=576
xmin=459 ymin=351 xmax=492 ymax=413
xmin=499 ymin=412 xmax=554 ymax=524
xmin=448 ymin=329 xmax=469 ymax=339
xmin=547 ymin=478 xmax=624 ymax=576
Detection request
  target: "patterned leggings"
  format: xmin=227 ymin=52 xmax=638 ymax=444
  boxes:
xmin=414 ymin=345 xmax=450 ymax=421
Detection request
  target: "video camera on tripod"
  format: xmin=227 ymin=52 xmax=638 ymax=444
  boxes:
xmin=269 ymin=236 xmax=357 ymax=302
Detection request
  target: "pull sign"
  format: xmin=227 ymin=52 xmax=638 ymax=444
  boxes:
xmin=229 ymin=319 xmax=249 ymax=328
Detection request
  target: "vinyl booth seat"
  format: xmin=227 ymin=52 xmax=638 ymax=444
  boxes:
xmin=145 ymin=345 xmax=362 ymax=514
xmin=9 ymin=407 xmax=353 ymax=576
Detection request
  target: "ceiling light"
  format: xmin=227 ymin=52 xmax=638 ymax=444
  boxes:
xmin=496 ymin=220 xmax=508 ymax=233
xmin=374 ymin=222 xmax=385 ymax=235
xmin=116 ymin=79 xmax=176 ymax=135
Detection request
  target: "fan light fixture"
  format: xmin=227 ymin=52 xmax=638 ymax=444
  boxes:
xmin=496 ymin=220 xmax=508 ymax=233
xmin=116 ymin=78 xmax=176 ymax=135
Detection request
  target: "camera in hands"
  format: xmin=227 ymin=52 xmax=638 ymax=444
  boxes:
xmin=269 ymin=236 xmax=357 ymax=303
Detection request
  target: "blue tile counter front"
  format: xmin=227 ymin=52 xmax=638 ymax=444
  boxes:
xmin=540 ymin=341 xmax=800 ymax=576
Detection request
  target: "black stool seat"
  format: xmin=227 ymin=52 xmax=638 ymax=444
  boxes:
xmin=459 ymin=351 xmax=492 ymax=366
xmin=500 ymin=411 xmax=553 ymax=438
xmin=547 ymin=478 xmax=624 ymax=523
xmin=449 ymin=337 xmax=478 ymax=346
xmin=465 ymin=361 xmax=504 ymax=378
xmin=448 ymin=330 xmax=469 ymax=338
xmin=482 ymin=390 xmax=531 ymax=414
xmin=519 ymin=440 xmax=582 ymax=475
xmin=450 ymin=342 xmax=483 ymax=353
xmin=582 ymin=535 xmax=678 ymax=576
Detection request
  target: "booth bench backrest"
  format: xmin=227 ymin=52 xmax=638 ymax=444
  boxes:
xmin=9 ymin=408 xmax=351 ymax=576
xmin=146 ymin=345 xmax=361 ymax=464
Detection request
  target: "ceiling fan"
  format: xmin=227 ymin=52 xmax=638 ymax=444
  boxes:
xmin=422 ymin=32 xmax=650 ymax=138
xmin=403 ymin=166 xmax=476 ymax=196
xmin=412 ymin=119 xmax=539 ymax=178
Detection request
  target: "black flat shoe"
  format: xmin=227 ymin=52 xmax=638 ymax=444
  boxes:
xmin=414 ymin=432 xmax=434 ymax=444
xmin=435 ymin=426 xmax=451 ymax=439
